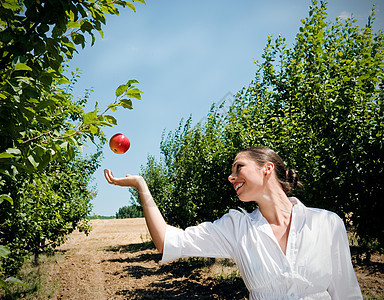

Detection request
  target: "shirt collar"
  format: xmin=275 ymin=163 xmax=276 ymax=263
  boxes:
xmin=289 ymin=196 xmax=303 ymax=206
xmin=238 ymin=197 xmax=306 ymax=232
xmin=289 ymin=197 xmax=306 ymax=233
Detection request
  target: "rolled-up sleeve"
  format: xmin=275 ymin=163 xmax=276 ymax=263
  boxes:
xmin=161 ymin=210 xmax=241 ymax=264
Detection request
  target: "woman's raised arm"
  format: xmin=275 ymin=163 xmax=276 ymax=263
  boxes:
xmin=104 ymin=169 xmax=167 ymax=253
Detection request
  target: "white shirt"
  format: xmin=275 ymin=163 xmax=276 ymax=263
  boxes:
xmin=161 ymin=198 xmax=362 ymax=300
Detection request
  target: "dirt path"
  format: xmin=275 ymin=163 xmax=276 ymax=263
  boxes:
xmin=49 ymin=218 xmax=383 ymax=300
xmin=51 ymin=218 xmax=152 ymax=299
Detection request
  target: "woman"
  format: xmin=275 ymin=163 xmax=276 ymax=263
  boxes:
xmin=104 ymin=147 xmax=362 ymax=299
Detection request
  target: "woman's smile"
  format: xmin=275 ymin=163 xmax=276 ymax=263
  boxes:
xmin=234 ymin=181 xmax=245 ymax=193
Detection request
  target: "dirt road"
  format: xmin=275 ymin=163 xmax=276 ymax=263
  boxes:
xmin=51 ymin=218 xmax=156 ymax=299
xmin=49 ymin=218 xmax=383 ymax=300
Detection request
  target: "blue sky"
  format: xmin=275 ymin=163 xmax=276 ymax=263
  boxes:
xmin=67 ymin=0 xmax=384 ymax=216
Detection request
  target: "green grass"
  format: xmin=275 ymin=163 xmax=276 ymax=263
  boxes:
xmin=0 ymin=253 xmax=62 ymax=300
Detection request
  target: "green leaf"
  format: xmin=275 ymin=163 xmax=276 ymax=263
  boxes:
xmin=57 ymin=76 xmax=71 ymax=85
xmin=0 ymin=195 xmax=13 ymax=205
xmin=5 ymin=277 xmax=28 ymax=288
xmin=0 ymin=245 xmax=10 ymax=258
xmin=0 ymin=152 xmax=14 ymax=159
xmin=72 ymin=33 xmax=85 ymax=46
xmin=91 ymin=34 xmax=96 ymax=46
xmin=127 ymin=79 xmax=139 ymax=86
xmin=89 ymin=125 xmax=98 ymax=134
xmin=119 ymin=99 xmax=133 ymax=109
xmin=6 ymin=148 xmax=21 ymax=155
xmin=116 ymin=84 xmax=128 ymax=97
xmin=67 ymin=143 xmax=75 ymax=159
xmin=104 ymin=115 xmax=117 ymax=125
xmin=36 ymin=99 xmax=56 ymax=111
xmin=83 ymin=111 xmax=97 ymax=124
xmin=126 ymin=2 xmax=136 ymax=12
xmin=80 ymin=20 xmax=94 ymax=33
xmin=27 ymin=155 xmax=38 ymax=168
xmin=67 ymin=21 xmax=80 ymax=29
xmin=36 ymin=116 xmax=52 ymax=125
xmin=0 ymin=278 xmax=8 ymax=293
xmin=65 ymin=129 xmax=77 ymax=137
xmin=61 ymin=38 xmax=76 ymax=51
xmin=14 ymin=63 xmax=32 ymax=72
xmin=60 ymin=141 xmax=69 ymax=150
xmin=133 ymin=0 xmax=146 ymax=4
xmin=1 ymin=0 xmax=19 ymax=10
xmin=126 ymin=88 xmax=143 ymax=100
xmin=39 ymin=74 xmax=53 ymax=85
xmin=107 ymin=103 xmax=117 ymax=111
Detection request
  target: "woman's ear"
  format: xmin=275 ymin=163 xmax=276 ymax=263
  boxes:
xmin=264 ymin=162 xmax=274 ymax=176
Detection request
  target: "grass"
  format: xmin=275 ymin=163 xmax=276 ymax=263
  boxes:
xmin=203 ymin=258 xmax=239 ymax=281
xmin=0 ymin=253 xmax=63 ymax=300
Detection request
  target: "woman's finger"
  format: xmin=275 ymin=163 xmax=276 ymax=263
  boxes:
xmin=104 ymin=169 xmax=114 ymax=184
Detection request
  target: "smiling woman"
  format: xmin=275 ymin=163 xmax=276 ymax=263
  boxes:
xmin=104 ymin=146 xmax=363 ymax=299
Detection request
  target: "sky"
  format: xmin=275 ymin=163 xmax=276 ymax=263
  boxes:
xmin=66 ymin=0 xmax=384 ymax=216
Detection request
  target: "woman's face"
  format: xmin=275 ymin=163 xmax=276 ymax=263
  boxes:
xmin=228 ymin=152 xmax=266 ymax=202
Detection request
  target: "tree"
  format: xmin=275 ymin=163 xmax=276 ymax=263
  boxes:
xmin=0 ymin=0 xmax=144 ymax=179
xmin=0 ymin=151 xmax=101 ymax=274
xmin=0 ymin=0 xmax=145 ymax=278
xmin=115 ymin=205 xmax=143 ymax=219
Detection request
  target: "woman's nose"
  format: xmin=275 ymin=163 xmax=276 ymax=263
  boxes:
xmin=228 ymin=173 xmax=236 ymax=183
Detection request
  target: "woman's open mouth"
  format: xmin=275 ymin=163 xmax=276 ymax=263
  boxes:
xmin=234 ymin=182 xmax=244 ymax=192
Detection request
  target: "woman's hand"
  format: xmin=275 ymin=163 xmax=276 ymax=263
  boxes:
xmin=104 ymin=169 xmax=143 ymax=189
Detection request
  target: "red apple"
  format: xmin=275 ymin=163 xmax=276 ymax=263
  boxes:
xmin=109 ymin=133 xmax=130 ymax=154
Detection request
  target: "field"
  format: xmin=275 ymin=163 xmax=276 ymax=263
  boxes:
xmin=4 ymin=218 xmax=383 ymax=299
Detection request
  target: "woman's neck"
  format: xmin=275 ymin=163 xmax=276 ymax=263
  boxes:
xmin=257 ymin=190 xmax=293 ymax=226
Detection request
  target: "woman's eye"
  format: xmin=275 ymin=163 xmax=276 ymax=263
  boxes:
xmin=236 ymin=164 xmax=243 ymax=171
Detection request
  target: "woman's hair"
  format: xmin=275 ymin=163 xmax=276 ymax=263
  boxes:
xmin=238 ymin=147 xmax=301 ymax=195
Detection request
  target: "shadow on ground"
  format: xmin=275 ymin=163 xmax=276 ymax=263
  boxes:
xmin=350 ymin=245 xmax=384 ymax=276
xmin=104 ymin=242 xmax=248 ymax=299
xmin=107 ymin=240 xmax=156 ymax=253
